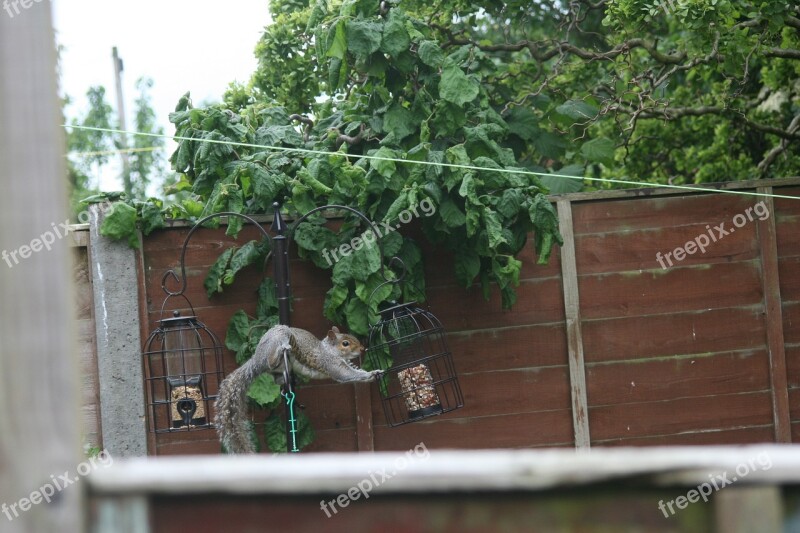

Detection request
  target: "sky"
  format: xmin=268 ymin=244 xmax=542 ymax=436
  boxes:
xmin=52 ymin=0 xmax=272 ymax=191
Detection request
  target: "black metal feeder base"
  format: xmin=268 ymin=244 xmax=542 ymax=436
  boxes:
xmin=408 ymin=403 xmax=443 ymax=420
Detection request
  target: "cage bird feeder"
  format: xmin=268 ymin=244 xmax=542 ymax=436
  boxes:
xmin=141 ymin=215 xmax=239 ymax=433
xmin=143 ymin=303 xmax=225 ymax=433
xmin=366 ymin=300 xmax=464 ymax=427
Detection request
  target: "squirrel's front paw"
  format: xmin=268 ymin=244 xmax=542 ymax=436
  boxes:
xmin=369 ymin=370 xmax=385 ymax=380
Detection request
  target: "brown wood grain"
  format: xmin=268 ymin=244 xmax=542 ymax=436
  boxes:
xmin=572 ymin=193 xmax=759 ymax=235
xmin=370 ymin=366 xmax=571 ymax=424
xmin=589 ymin=391 xmax=773 ymax=441
xmin=372 ymin=410 xmax=575 ymax=450
xmin=446 ymin=323 xmax=568 ymax=374
xmin=593 ymin=425 xmax=774 ymax=447
xmin=575 ymin=222 xmax=759 ymax=275
xmin=149 ymin=490 xmax=687 ymax=533
xmin=582 ymin=307 xmax=767 ymax=363
xmin=756 ymin=189 xmax=791 ymax=442
xmin=774 ymin=186 xmax=800 ymax=259
xmin=578 ymin=261 xmax=764 ymax=320
xmin=786 ymin=346 xmax=800 ymax=389
xmin=427 ymin=277 xmax=565 ymax=331
xmin=789 ymin=388 xmax=800 ymax=421
xmin=779 ymin=256 xmax=800 ymax=301
xmin=783 ymin=301 xmax=800 ymax=344
xmin=586 ymin=350 xmax=770 ymax=407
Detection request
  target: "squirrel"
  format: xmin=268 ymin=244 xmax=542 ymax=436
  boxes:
xmin=214 ymin=325 xmax=381 ymax=454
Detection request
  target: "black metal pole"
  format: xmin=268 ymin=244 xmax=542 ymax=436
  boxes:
xmin=272 ymin=202 xmax=292 ymax=326
xmin=271 ymin=203 xmax=296 ymax=452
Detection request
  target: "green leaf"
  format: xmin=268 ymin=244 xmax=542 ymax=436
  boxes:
xmin=204 ymin=247 xmax=234 ymax=298
xmin=355 ymin=273 xmax=394 ymax=306
xmin=369 ymin=147 xmax=398 ymax=178
xmin=347 ymin=20 xmax=383 ymax=58
xmin=384 ymin=189 xmax=410 ymax=222
xmin=326 ymin=20 xmax=347 ymax=59
xmin=532 ymin=131 xmax=566 ymax=159
xmin=223 ymin=240 xmax=262 ymax=286
xmin=483 ymin=208 xmax=507 ymax=248
xmin=454 ymin=251 xmax=480 ymax=287
xmin=350 ymin=238 xmax=382 ymax=282
xmin=383 ymin=103 xmax=415 ymax=142
xmin=497 ymin=189 xmax=524 ymax=219
xmin=380 ymin=228 xmax=403 ymax=257
xmin=494 ymin=256 xmax=522 ymax=288
xmin=439 ymin=63 xmax=479 ymax=106
xmin=529 ymin=195 xmax=563 ymax=264
xmin=294 ymin=222 xmax=337 ymax=252
xmin=181 ymin=197 xmax=205 ymax=218
xmin=380 ymin=13 xmax=410 ymax=57
xmin=439 ymin=197 xmax=466 ymax=227
xmin=265 ymin=412 xmax=286 ymax=453
xmin=225 ymin=190 xmax=245 ymax=237
xmin=225 ymin=309 xmax=250 ymax=354
xmin=324 ymin=284 xmax=349 ymax=321
xmin=264 ymin=410 xmax=315 ymax=453
xmin=344 ymin=297 xmax=372 ymax=335
xmin=99 ymin=202 xmax=139 ymax=248
xmin=328 ymin=57 xmax=344 ymax=90
xmin=505 ymin=107 xmax=539 ymax=141
xmin=540 ymin=165 xmax=585 ymax=194
xmin=554 ymin=99 xmax=599 ymax=122
xmin=579 ymin=137 xmax=616 ymax=166
xmin=418 ymin=40 xmax=444 ymax=67
xmin=247 ymin=374 xmax=282 ymax=409
xmin=257 ymin=278 xmax=279 ymax=320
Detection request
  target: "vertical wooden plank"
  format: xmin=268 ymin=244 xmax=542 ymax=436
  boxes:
xmin=756 ymin=187 xmax=791 ymax=443
xmin=0 ymin=3 xmax=84 ymax=531
xmin=557 ymin=200 xmax=591 ymax=449
xmin=354 ymin=383 xmax=375 ymax=451
xmin=135 ymin=230 xmax=157 ymax=454
xmin=714 ymin=486 xmax=782 ymax=533
xmin=93 ymin=496 xmax=150 ymax=533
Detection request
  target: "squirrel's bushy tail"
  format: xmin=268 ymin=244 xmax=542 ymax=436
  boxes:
xmin=214 ymin=360 xmax=262 ymax=454
xmin=214 ymin=326 xmax=291 ymax=454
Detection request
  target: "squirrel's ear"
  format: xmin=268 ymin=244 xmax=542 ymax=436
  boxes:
xmin=331 ymin=326 xmax=340 ymax=334
xmin=327 ymin=329 xmax=338 ymax=341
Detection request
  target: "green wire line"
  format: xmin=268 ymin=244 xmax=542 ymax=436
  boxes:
xmin=63 ymin=124 xmax=800 ymax=201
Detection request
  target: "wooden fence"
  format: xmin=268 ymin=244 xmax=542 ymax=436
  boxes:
xmin=81 ymin=177 xmax=799 ymax=454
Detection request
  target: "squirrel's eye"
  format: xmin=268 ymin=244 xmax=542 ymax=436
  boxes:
xmin=342 ymin=341 xmax=350 ymax=347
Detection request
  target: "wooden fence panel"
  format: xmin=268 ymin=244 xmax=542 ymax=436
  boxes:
xmin=132 ymin=180 xmax=799 ymax=454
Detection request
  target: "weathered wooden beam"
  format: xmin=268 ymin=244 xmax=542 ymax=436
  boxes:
xmin=553 ymin=176 xmax=800 ymax=203
xmin=756 ymin=186 xmax=791 ymax=443
xmin=0 ymin=3 xmax=83 ymax=531
xmin=557 ymin=200 xmax=591 ymax=449
xmin=354 ymin=383 xmax=375 ymax=451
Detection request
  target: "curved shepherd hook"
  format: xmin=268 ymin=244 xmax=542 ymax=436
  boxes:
xmin=161 ymin=204 xmax=406 ymax=304
xmin=159 ymin=204 xmax=407 ymax=452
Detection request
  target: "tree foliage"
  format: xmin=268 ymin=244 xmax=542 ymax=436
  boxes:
xmin=99 ymin=0 xmax=798 ymax=450
xmin=65 ymin=78 xmax=172 ymax=218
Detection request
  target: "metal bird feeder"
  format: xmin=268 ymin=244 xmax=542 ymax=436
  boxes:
xmin=366 ymin=299 xmax=464 ymax=426
xmin=142 ymin=301 xmax=225 ymax=433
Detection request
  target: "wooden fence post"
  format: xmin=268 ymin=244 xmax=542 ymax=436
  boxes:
xmin=755 ymin=187 xmax=791 ymax=443
xmin=0 ymin=3 xmax=84 ymax=531
xmin=557 ymin=199 xmax=591 ymax=449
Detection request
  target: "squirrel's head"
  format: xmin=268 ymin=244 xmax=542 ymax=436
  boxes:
xmin=326 ymin=326 xmax=364 ymax=360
